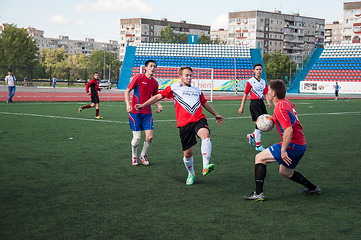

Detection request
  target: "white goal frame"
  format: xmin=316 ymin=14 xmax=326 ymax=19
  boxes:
xmin=139 ymin=65 xmax=214 ymax=102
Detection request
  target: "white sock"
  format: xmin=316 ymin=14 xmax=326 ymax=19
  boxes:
xmin=131 ymin=131 xmax=141 ymax=158
xmin=183 ymin=156 xmax=194 ymax=175
xmin=255 ymin=129 xmax=262 ymax=146
xmin=201 ymin=138 xmax=212 ymax=169
xmin=141 ymin=141 xmax=151 ymax=157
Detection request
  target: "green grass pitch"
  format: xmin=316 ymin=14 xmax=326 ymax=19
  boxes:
xmin=1 ymin=99 xmax=360 ymax=239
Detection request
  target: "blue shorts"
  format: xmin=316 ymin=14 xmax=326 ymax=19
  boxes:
xmin=268 ymin=143 xmax=306 ymax=169
xmin=129 ymin=113 xmax=153 ymax=131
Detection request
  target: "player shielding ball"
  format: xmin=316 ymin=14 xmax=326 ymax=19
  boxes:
xmin=238 ymin=63 xmax=272 ymax=151
xmin=243 ymin=80 xmax=320 ymax=201
xmin=125 ymin=60 xmax=163 ymax=166
xmin=78 ymin=72 xmax=103 ymax=119
xmin=135 ymin=66 xmax=224 ymax=185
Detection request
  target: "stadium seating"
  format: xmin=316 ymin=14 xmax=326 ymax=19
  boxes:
xmin=130 ymin=43 xmax=254 ymax=80
xmin=304 ymin=44 xmax=361 ymax=82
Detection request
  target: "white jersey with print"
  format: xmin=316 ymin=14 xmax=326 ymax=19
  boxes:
xmin=244 ymin=77 xmax=269 ymax=100
xmin=160 ymin=82 xmax=207 ymax=128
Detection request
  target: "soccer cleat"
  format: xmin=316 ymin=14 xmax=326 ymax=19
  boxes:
xmin=299 ymin=186 xmax=321 ymax=195
xmin=186 ymin=173 xmax=195 ymax=185
xmin=255 ymin=145 xmax=266 ymax=151
xmin=95 ymin=116 xmax=103 ymax=119
xmin=243 ymin=191 xmax=264 ymax=201
xmin=131 ymin=157 xmax=139 ymax=166
xmin=247 ymin=134 xmax=254 ymax=147
xmin=202 ymin=163 xmax=215 ymax=176
xmin=139 ymin=155 xmax=149 ymax=166
xmin=78 ymin=106 xmax=83 ymax=113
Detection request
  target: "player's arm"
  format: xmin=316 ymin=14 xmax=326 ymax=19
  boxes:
xmin=154 ymin=101 xmax=163 ymax=113
xmin=85 ymin=80 xmax=91 ymax=95
xmin=238 ymin=93 xmax=247 ymax=115
xmin=135 ymin=93 xmax=164 ymax=110
xmin=281 ymin=126 xmax=293 ymax=166
xmin=124 ymin=88 xmax=133 ymax=113
xmin=265 ymin=93 xmax=272 ymax=108
xmin=203 ymin=102 xmax=224 ymax=126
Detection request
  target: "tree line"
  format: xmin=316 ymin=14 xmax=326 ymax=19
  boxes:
xmin=0 ymin=24 xmax=121 ymax=81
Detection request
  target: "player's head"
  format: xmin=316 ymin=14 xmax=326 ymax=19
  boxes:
xmin=94 ymin=72 xmax=99 ymax=79
xmin=178 ymin=66 xmax=193 ymax=87
xmin=144 ymin=60 xmax=157 ymax=76
xmin=253 ymin=63 xmax=263 ymax=78
xmin=8 ymin=70 xmax=12 ymax=74
xmin=269 ymin=80 xmax=286 ymax=99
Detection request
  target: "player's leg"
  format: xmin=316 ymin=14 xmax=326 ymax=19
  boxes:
xmin=95 ymin=103 xmax=102 ymax=119
xmin=79 ymin=102 xmax=93 ymax=113
xmin=139 ymin=114 xmax=154 ymax=166
xmin=243 ymin=147 xmax=276 ymax=201
xmin=183 ymin=147 xmax=195 ymax=185
xmin=277 ymin=144 xmax=320 ymax=194
xmin=197 ymin=127 xmax=215 ymax=176
xmin=129 ymin=113 xmax=142 ymax=166
xmin=179 ymin=123 xmax=197 ymax=185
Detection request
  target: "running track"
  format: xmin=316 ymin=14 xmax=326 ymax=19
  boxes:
xmin=1 ymin=86 xmax=360 ymax=102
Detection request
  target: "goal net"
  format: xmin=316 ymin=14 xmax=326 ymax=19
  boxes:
xmin=139 ymin=65 xmax=214 ymax=102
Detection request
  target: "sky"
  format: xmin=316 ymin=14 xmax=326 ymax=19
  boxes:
xmin=0 ymin=0 xmax=346 ymax=43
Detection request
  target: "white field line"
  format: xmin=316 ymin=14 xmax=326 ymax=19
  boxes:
xmin=0 ymin=111 xmax=360 ymax=124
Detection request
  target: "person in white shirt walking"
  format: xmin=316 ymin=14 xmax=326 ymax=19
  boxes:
xmin=5 ymin=70 xmax=16 ymax=103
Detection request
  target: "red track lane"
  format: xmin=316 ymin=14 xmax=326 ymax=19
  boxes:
xmin=1 ymin=87 xmax=360 ymax=102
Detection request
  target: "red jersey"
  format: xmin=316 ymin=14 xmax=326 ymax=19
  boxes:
xmin=244 ymin=77 xmax=269 ymax=100
xmin=86 ymin=78 xmax=100 ymax=95
xmin=160 ymin=83 xmax=207 ymax=128
xmin=273 ymin=98 xmax=306 ymax=145
xmin=128 ymin=74 xmax=159 ymax=114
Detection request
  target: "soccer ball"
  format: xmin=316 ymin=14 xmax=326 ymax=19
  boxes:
xmin=256 ymin=114 xmax=274 ymax=132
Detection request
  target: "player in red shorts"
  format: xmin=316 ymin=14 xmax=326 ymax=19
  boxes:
xmin=125 ymin=60 xmax=162 ymax=166
xmin=243 ymin=80 xmax=320 ymax=201
xmin=78 ymin=72 xmax=103 ymax=119
xmin=135 ymin=66 xmax=224 ymax=185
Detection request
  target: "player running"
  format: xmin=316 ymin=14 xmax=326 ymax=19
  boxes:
xmin=243 ymin=80 xmax=320 ymax=201
xmin=78 ymin=72 xmax=103 ymax=119
xmin=125 ymin=60 xmax=163 ymax=166
xmin=135 ymin=66 xmax=224 ymax=185
xmin=238 ymin=63 xmax=272 ymax=151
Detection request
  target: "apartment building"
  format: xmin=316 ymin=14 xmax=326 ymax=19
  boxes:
xmin=119 ymin=18 xmax=210 ymax=60
xmin=342 ymin=1 xmax=361 ymax=43
xmin=210 ymin=28 xmax=228 ymax=44
xmin=325 ymin=21 xmax=343 ymax=45
xmin=26 ymin=27 xmax=119 ymax=58
xmin=228 ymin=10 xmax=325 ymax=63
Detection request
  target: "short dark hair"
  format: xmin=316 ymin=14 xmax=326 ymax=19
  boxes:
xmin=145 ymin=60 xmax=157 ymax=67
xmin=178 ymin=66 xmax=193 ymax=76
xmin=253 ymin=63 xmax=263 ymax=69
xmin=8 ymin=69 xmax=12 ymax=72
xmin=269 ymin=80 xmax=287 ymax=99
xmin=94 ymin=72 xmax=99 ymax=75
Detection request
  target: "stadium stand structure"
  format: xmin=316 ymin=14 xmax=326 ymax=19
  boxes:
xmin=288 ymin=43 xmax=361 ymax=93
xmin=117 ymin=43 xmax=265 ymax=91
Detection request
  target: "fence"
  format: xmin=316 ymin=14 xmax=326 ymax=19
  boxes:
xmin=0 ymin=65 xmax=120 ymax=86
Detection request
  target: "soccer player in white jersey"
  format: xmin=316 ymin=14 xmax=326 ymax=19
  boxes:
xmin=135 ymin=66 xmax=224 ymax=185
xmin=238 ymin=63 xmax=272 ymax=151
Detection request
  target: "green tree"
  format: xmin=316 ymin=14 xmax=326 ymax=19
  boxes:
xmin=0 ymin=24 xmax=38 ymax=78
xmin=159 ymin=25 xmax=175 ymax=43
xmin=198 ymin=34 xmax=211 ymax=44
xmin=263 ymin=51 xmax=297 ymax=81
xmin=86 ymin=50 xmax=121 ymax=80
xmin=174 ymin=33 xmax=188 ymax=44
xmin=39 ymin=47 xmax=68 ymax=78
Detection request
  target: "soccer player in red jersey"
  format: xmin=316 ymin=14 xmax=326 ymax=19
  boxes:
xmin=125 ymin=60 xmax=163 ymax=166
xmin=135 ymin=66 xmax=224 ymax=185
xmin=238 ymin=63 xmax=272 ymax=151
xmin=78 ymin=72 xmax=103 ymax=119
xmin=243 ymin=80 xmax=320 ymax=201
